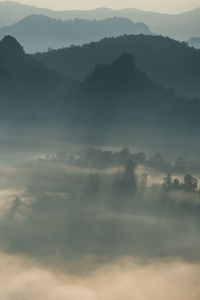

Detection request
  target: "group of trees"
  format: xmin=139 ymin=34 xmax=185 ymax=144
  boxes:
xmin=112 ymin=160 xmax=137 ymax=201
xmin=81 ymin=161 xmax=200 ymax=213
xmin=163 ymin=173 xmax=198 ymax=193
xmin=78 ymin=151 xmax=200 ymax=210
xmin=74 ymin=147 xmax=145 ymax=168
xmin=72 ymin=147 xmax=200 ymax=176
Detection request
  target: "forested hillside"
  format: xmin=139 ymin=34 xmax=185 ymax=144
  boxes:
xmin=35 ymin=34 xmax=200 ymax=98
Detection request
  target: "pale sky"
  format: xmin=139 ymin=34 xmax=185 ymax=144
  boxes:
xmin=2 ymin=0 xmax=200 ymax=13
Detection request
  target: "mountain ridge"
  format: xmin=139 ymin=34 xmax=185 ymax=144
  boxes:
xmin=0 ymin=2 xmax=200 ymax=39
xmin=0 ymin=15 xmax=151 ymax=52
xmin=34 ymin=34 xmax=200 ymax=98
xmin=1 ymin=35 xmax=200 ymax=146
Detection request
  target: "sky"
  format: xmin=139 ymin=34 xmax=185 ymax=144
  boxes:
xmin=2 ymin=0 xmax=200 ymax=13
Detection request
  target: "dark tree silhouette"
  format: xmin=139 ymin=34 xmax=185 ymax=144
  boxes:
xmin=172 ymin=178 xmax=180 ymax=190
xmin=183 ymin=174 xmax=198 ymax=192
xmin=163 ymin=174 xmax=172 ymax=190
xmin=111 ymin=160 xmax=137 ymax=207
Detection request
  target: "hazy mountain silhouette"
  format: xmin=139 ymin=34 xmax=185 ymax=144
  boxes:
xmin=0 ymin=1 xmax=56 ymax=28
xmin=78 ymin=53 xmax=172 ymax=127
xmin=1 ymin=35 xmax=200 ymax=144
xmin=0 ymin=15 xmax=151 ymax=53
xmin=0 ymin=35 xmax=63 ymax=88
xmin=102 ymin=7 xmax=200 ymax=40
xmin=35 ymin=34 xmax=200 ymax=98
xmin=78 ymin=53 xmax=193 ymax=130
xmin=0 ymin=2 xmax=200 ymax=40
xmin=85 ymin=53 xmax=150 ymax=90
xmin=0 ymin=35 xmax=75 ymax=122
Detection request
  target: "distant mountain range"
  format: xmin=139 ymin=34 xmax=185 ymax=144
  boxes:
xmin=0 ymin=1 xmax=200 ymax=40
xmin=0 ymin=15 xmax=151 ymax=53
xmin=35 ymin=34 xmax=200 ymax=98
xmin=1 ymin=35 xmax=200 ymax=147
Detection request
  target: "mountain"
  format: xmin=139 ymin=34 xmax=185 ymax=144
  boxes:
xmin=187 ymin=37 xmax=200 ymax=49
xmin=0 ymin=15 xmax=151 ymax=53
xmin=1 ymin=35 xmax=200 ymax=147
xmin=0 ymin=35 xmax=76 ymax=122
xmin=105 ymin=7 xmax=200 ymax=40
xmin=0 ymin=2 xmax=200 ymax=40
xmin=34 ymin=34 xmax=200 ymax=98
xmin=0 ymin=1 xmax=51 ymax=28
xmin=51 ymin=52 xmax=200 ymax=142
xmin=78 ymin=53 xmax=177 ymax=128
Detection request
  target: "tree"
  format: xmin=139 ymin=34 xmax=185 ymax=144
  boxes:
xmin=183 ymin=174 xmax=198 ymax=192
xmin=163 ymin=173 xmax=172 ymax=190
xmin=172 ymin=178 xmax=180 ymax=189
xmin=111 ymin=160 xmax=137 ymax=206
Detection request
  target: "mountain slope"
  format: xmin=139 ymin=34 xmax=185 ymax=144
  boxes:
xmin=108 ymin=7 xmax=200 ymax=40
xmin=0 ymin=2 xmax=200 ymax=40
xmin=0 ymin=35 xmax=75 ymax=122
xmin=68 ymin=53 xmax=200 ymax=141
xmin=0 ymin=15 xmax=151 ymax=53
xmin=0 ymin=1 xmax=51 ymax=28
xmin=34 ymin=34 xmax=200 ymax=98
xmin=1 ymin=36 xmax=200 ymax=148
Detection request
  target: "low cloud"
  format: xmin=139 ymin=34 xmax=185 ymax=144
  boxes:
xmin=0 ymin=254 xmax=199 ymax=300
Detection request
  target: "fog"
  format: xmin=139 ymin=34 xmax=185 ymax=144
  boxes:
xmin=0 ymin=253 xmax=199 ymax=300
xmin=0 ymin=8 xmax=200 ymax=297
xmin=0 ymin=125 xmax=199 ymax=298
xmin=1 ymin=143 xmax=200 ymax=260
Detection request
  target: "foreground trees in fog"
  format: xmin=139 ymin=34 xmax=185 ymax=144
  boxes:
xmin=163 ymin=173 xmax=198 ymax=193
